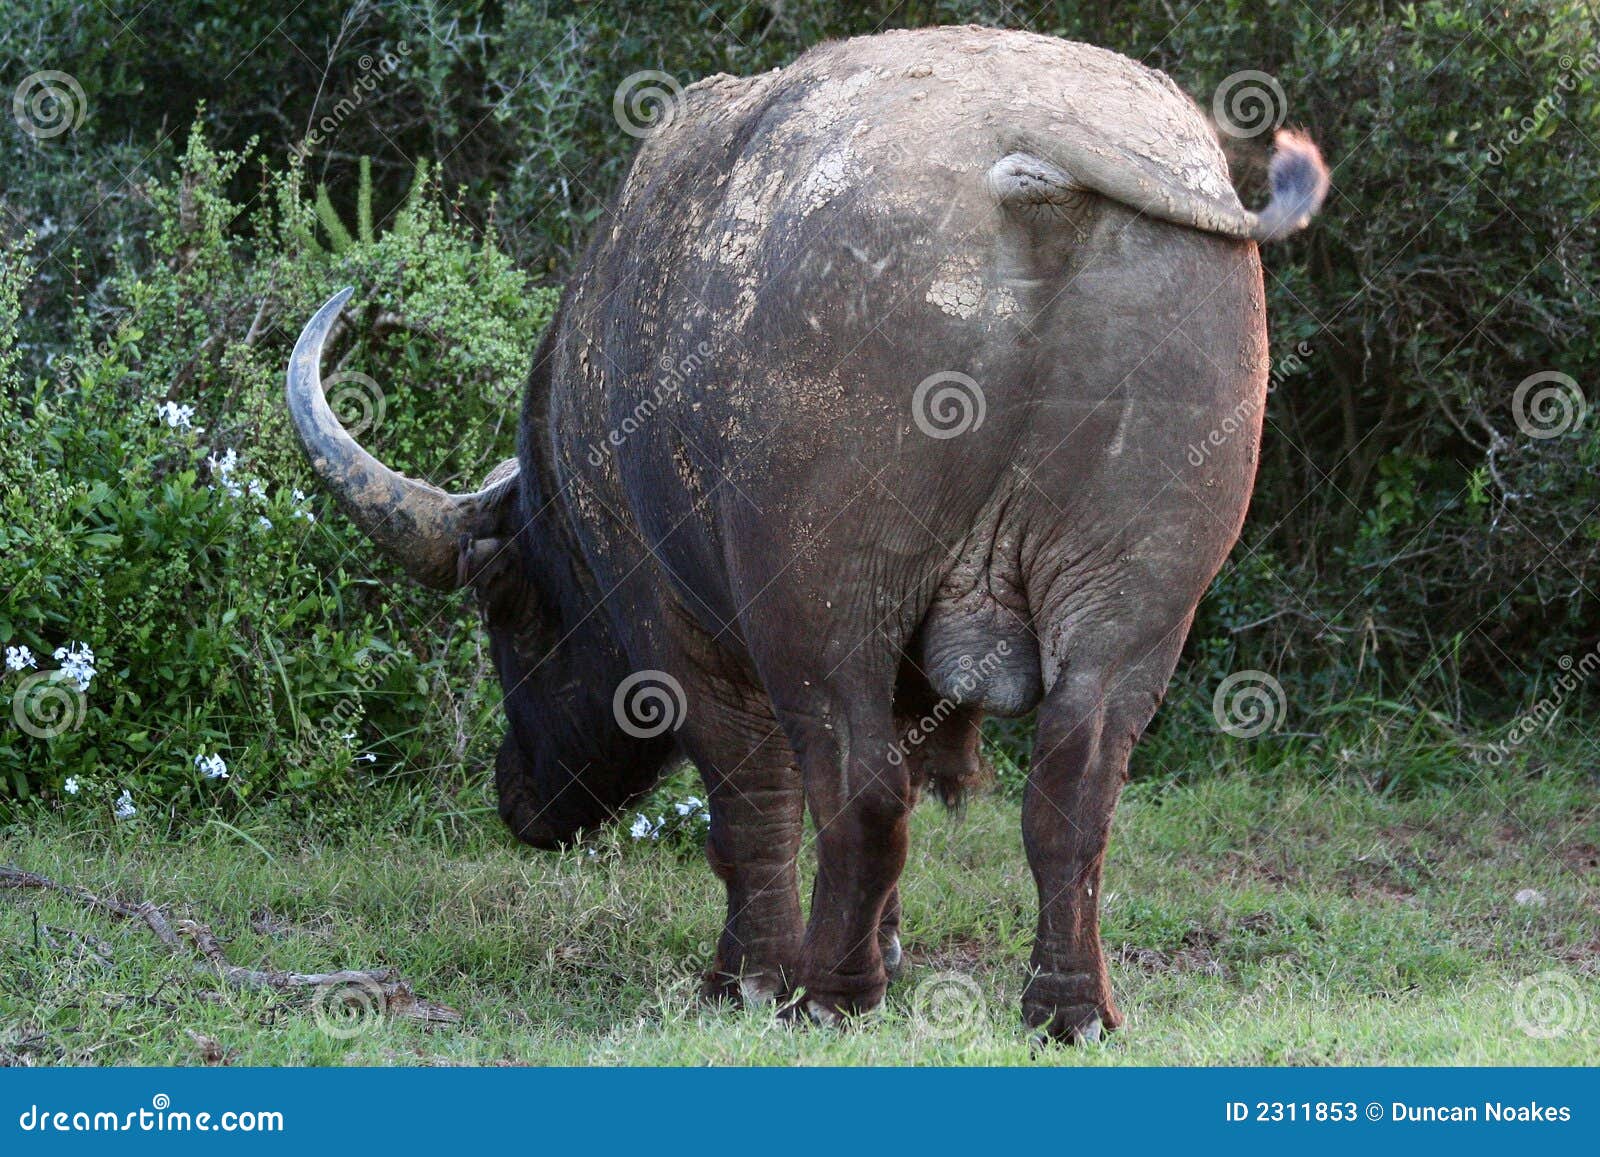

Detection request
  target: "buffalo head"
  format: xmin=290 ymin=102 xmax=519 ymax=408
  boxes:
xmin=284 ymin=288 xmax=670 ymax=847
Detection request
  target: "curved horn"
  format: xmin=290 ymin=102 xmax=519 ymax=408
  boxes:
xmin=285 ymin=288 xmax=517 ymax=590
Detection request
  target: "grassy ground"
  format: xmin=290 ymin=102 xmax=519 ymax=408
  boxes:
xmin=2 ymin=755 xmax=1597 ymax=1066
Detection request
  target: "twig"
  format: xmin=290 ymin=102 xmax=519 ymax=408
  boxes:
xmin=0 ymin=865 xmax=460 ymax=1026
xmin=242 ymin=293 xmax=272 ymax=347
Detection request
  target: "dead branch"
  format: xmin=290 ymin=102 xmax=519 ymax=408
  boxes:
xmin=0 ymin=865 xmax=460 ymax=1027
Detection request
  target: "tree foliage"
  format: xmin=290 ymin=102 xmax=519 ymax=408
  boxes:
xmin=1 ymin=0 xmax=1596 ymax=815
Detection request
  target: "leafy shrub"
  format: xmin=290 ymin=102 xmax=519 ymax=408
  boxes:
xmin=11 ymin=0 xmax=1596 ymax=712
xmin=4 ymin=1 xmax=1599 ymax=823
xmin=0 ymin=122 xmax=557 ymax=821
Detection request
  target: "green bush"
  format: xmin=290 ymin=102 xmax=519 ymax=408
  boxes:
xmin=3 ymin=1 xmax=1598 ymax=824
xmin=0 ymin=122 xmax=556 ymax=821
xmin=9 ymin=0 xmax=1595 ymax=709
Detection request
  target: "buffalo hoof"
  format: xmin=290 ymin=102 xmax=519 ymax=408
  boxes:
xmin=700 ymin=968 xmax=784 ymax=1009
xmin=738 ymin=976 xmax=782 ymax=1007
xmin=798 ymin=998 xmax=843 ymax=1027
xmin=881 ymin=934 xmax=904 ymax=980
xmin=772 ymin=989 xmax=841 ymax=1028
xmin=785 ymin=975 xmax=887 ymax=1028
xmin=1023 ymin=968 xmax=1120 ymax=1046
xmin=1024 ymin=1002 xmax=1114 ymax=1046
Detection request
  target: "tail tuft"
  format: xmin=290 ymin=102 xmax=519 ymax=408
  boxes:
xmin=1251 ymin=129 xmax=1330 ymax=242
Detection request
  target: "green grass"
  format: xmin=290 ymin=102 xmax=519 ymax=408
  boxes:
xmin=2 ymin=755 xmax=1596 ymax=1066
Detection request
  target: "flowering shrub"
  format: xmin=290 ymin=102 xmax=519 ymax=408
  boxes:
xmin=628 ymin=795 xmax=712 ymax=845
xmin=0 ymin=124 xmax=557 ymax=822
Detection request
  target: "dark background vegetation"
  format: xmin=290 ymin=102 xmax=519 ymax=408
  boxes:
xmin=2 ymin=0 xmax=1597 ymax=818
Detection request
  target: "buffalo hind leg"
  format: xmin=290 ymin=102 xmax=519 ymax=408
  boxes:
xmin=1022 ymin=656 xmax=1173 ymax=1043
xmin=782 ymin=675 xmax=910 ymax=1021
xmin=873 ymin=692 xmax=987 ymax=983
xmin=677 ymin=675 xmax=805 ymax=1006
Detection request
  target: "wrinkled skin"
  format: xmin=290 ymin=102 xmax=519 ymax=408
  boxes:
xmin=292 ymin=26 xmax=1325 ymax=1042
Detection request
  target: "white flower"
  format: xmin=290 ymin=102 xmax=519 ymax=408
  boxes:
xmin=5 ymin=645 xmax=36 ymax=671
xmin=194 ymin=752 xmax=229 ymax=780
xmin=256 ymin=515 xmax=273 ymax=530
xmin=629 ymin=813 xmax=662 ymax=840
xmin=207 ymin=448 xmax=245 ymax=499
xmin=675 ymin=796 xmax=711 ymax=823
xmin=354 ymin=752 xmax=377 ymax=763
xmin=51 ymin=642 xmax=96 ymax=692
xmin=63 ymin=776 xmax=80 ymax=795
xmin=154 ymin=400 xmax=199 ymax=430
xmin=113 ymin=790 xmax=136 ymax=820
xmin=290 ymin=488 xmax=316 ymax=522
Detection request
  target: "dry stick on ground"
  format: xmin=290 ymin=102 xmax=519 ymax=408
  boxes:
xmin=0 ymin=865 xmax=461 ymax=1026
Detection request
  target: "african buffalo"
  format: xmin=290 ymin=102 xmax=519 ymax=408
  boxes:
xmin=287 ymin=25 xmax=1327 ymax=1042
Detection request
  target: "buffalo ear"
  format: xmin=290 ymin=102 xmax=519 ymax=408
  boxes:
xmin=457 ymin=535 xmax=510 ymax=589
xmin=456 ymin=457 xmax=523 ymax=589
